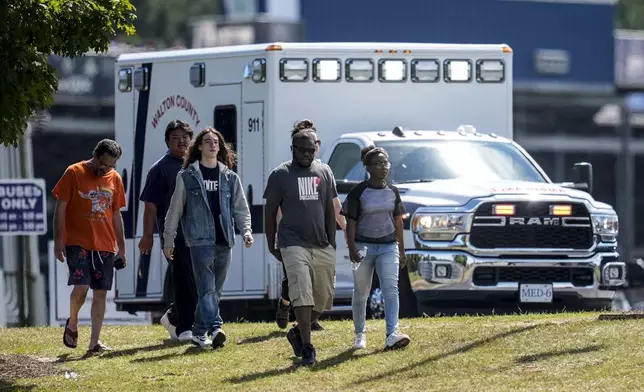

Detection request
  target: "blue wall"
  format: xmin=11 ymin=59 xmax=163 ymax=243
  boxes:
xmin=301 ymin=0 xmax=614 ymax=88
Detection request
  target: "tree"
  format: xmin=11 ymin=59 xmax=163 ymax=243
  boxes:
xmin=617 ymin=0 xmax=644 ymax=30
xmin=0 ymin=0 xmax=136 ymax=147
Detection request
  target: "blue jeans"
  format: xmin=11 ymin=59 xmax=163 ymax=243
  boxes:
xmin=352 ymin=242 xmax=400 ymax=336
xmin=189 ymin=244 xmax=232 ymax=336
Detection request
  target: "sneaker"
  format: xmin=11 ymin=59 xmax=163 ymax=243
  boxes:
xmin=87 ymin=341 xmax=112 ymax=354
xmin=211 ymin=328 xmax=227 ymax=349
xmin=384 ymin=331 xmax=411 ymax=351
xmin=311 ymin=320 xmax=324 ymax=331
xmin=286 ymin=325 xmax=304 ymax=357
xmin=353 ymin=332 xmax=367 ymax=349
xmin=299 ymin=344 xmax=317 ymax=366
xmin=276 ymin=298 xmax=291 ymax=329
xmin=177 ymin=330 xmax=193 ymax=342
xmin=191 ymin=334 xmax=213 ymax=349
xmin=160 ymin=310 xmax=178 ymax=341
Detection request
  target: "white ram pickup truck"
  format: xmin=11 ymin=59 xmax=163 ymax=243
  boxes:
xmin=324 ymin=125 xmax=625 ymax=315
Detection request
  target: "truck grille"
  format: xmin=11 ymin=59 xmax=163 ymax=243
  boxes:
xmin=469 ymin=201 xmax=593 ymax=249
xmin=473 ymin=266 xmax=595 ymax=287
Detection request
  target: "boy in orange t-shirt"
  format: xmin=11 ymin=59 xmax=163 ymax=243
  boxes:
xmin=52 ymin=139 xmax=126 ymax=354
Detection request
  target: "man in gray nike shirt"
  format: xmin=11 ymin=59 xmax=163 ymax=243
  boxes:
xmin=264 ymin=127 xmax=337 ymax=366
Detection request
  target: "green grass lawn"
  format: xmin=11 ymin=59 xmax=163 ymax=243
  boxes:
xmin=1 ymin=312 xmax=644 ymax=391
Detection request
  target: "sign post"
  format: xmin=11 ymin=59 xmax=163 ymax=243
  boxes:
xmin=0 ymin=178 xmax=47 ymax=326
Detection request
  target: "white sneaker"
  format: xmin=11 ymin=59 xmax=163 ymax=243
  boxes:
xmin=191 ymin=334 xmax=213 ymax=349
xmin=210 ymin=328 xmax=227 ymax=349
xmin=160 ymin=311 xmax=178 ymax=340
xmin=385 ymin=331 xmax=411 ymax=350
xmin=177 ymin=330 xmax=193 ymax=342
xmin=353 ymin=333 xmax=367 ymax=349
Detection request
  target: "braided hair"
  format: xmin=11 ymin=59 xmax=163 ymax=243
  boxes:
xmin=290 ymin=119 xmax=317 ymax=138
xmin=290 ymin=119 xmax=322 ymax=151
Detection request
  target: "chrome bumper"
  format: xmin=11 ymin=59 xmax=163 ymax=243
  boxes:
xmin=405 ymin=249 xmax=626 ymax=300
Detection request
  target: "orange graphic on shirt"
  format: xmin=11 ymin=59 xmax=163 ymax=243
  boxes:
xmin=79 ymin=186 xmax=114 ymax=215
xmin=52 ymin=162 xmax=126 ymax=253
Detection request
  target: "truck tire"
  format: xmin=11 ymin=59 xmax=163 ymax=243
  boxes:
xmin=367 ymin=274 xmax=385 ymax=319
xmin=366 ymin=265 xmax=419 ymax=319
xmin=398 ymin=265 xmax=420 ymax=318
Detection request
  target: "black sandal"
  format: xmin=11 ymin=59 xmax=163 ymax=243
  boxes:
xmin=63 ymin=318 xmax=78 ymax=349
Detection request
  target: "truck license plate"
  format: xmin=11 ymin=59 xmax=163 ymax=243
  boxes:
xmin=519 ymin=284 xmax=553 ymax=303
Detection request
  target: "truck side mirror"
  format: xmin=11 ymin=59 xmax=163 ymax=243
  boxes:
xmin=572 ymin=162 xmax=593 ymax=194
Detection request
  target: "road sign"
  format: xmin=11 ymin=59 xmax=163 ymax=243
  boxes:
xmin=0 ymin=179 xmax=47 ymax=236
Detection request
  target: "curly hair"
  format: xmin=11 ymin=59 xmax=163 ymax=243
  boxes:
xmin=183 ymin=127 xmax=237 ymax=169
xmin=360 ymin=145 xmax=388 ymax=166
xmin=93 ymin=139 xmax=122 ymax=159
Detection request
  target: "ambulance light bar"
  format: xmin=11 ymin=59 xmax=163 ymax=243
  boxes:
xmin=411 ymin=59 xmax=439 ymax=82
xmin=378 ymin=59 xmax=406 ymax=82
xmin=313 ymin=59 xmax=341 ymax=82
xmin=190 ymin=62 xmax=205 ymax=87
xmin=133 ymin=66 xmax=149 ymax=91
xmin=444 ymin=60 xmax=472 ymax=82
xmin=243 ymin=59 xmax=267 ymax=83
xmin=280 ymin=59 xmax=308 ymax=82
xmin=345 ymin=59 xmax=374 ymax=82
xmin=118 ymin=68 xmax=132 ymax=92
xmin=476 ymin=60 xmax=505 ymax=83
xmin=251 ymin=59 xmax=266 ymax=82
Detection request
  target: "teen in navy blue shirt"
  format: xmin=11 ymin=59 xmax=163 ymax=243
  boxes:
xmin=139 ymin=119 xmax=196 ymax=342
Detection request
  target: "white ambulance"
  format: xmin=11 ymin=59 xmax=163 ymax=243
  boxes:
xmin=113 ymin=42 xmax=623 ymax=318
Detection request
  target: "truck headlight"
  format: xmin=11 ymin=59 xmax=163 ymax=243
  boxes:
xmin=592 ymin=214 xmax=618 ymax=242
xmin=411 ymin=213 xmax=472 ymax=241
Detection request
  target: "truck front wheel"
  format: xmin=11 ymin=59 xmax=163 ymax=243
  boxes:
xmin=366 ymin=265 xmax=419 ymax=319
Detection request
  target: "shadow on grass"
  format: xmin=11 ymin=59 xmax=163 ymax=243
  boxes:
xmin=351 ymin=324 xmax=542 ymax=386
xmin=96 ymin=339 xmax=183 ymax=360
xmin=236 ymin=331 xmax=287 ymax=345
xmin=226 ymin=348 xmax=372 ymax=383
xmin=0 ymin=379 xmax=37 ymax=391
xmin=130 ymin=345 xmax=212 ymax=363
xmin=55 ymin=353 xmax=90 ymax=363
xmin=514 ymin=344 xmax=605 ymax=364
xmin=55 ymin=339 xmax=183 ymax=363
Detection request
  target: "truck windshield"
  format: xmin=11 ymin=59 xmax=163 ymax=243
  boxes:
xmin=369 ymin=140 xmax=547 ymax=184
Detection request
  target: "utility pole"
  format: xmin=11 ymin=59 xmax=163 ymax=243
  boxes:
xmin=19 ymin=121 xmax=48 ymax=326
xmin=619 ymin=95 xmax=634 ymax=265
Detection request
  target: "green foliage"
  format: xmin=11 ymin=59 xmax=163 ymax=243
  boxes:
xmin=617 ymin=0 xmax=644 ymax=30
xmin=0 ymin=0 xmax=136 ymax=147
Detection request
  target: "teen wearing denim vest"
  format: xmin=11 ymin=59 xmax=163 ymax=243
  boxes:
xmin=342 ymin=146 xmax=411 ymax=351
xmin=163 ymin=128 xmax=253 ymax=350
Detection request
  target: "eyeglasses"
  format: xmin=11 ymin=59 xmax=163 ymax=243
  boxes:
xmin=292 ymin=145 xmax=316 ymax=155
xmin=369 ymin=162 xmax=391 ymax=169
